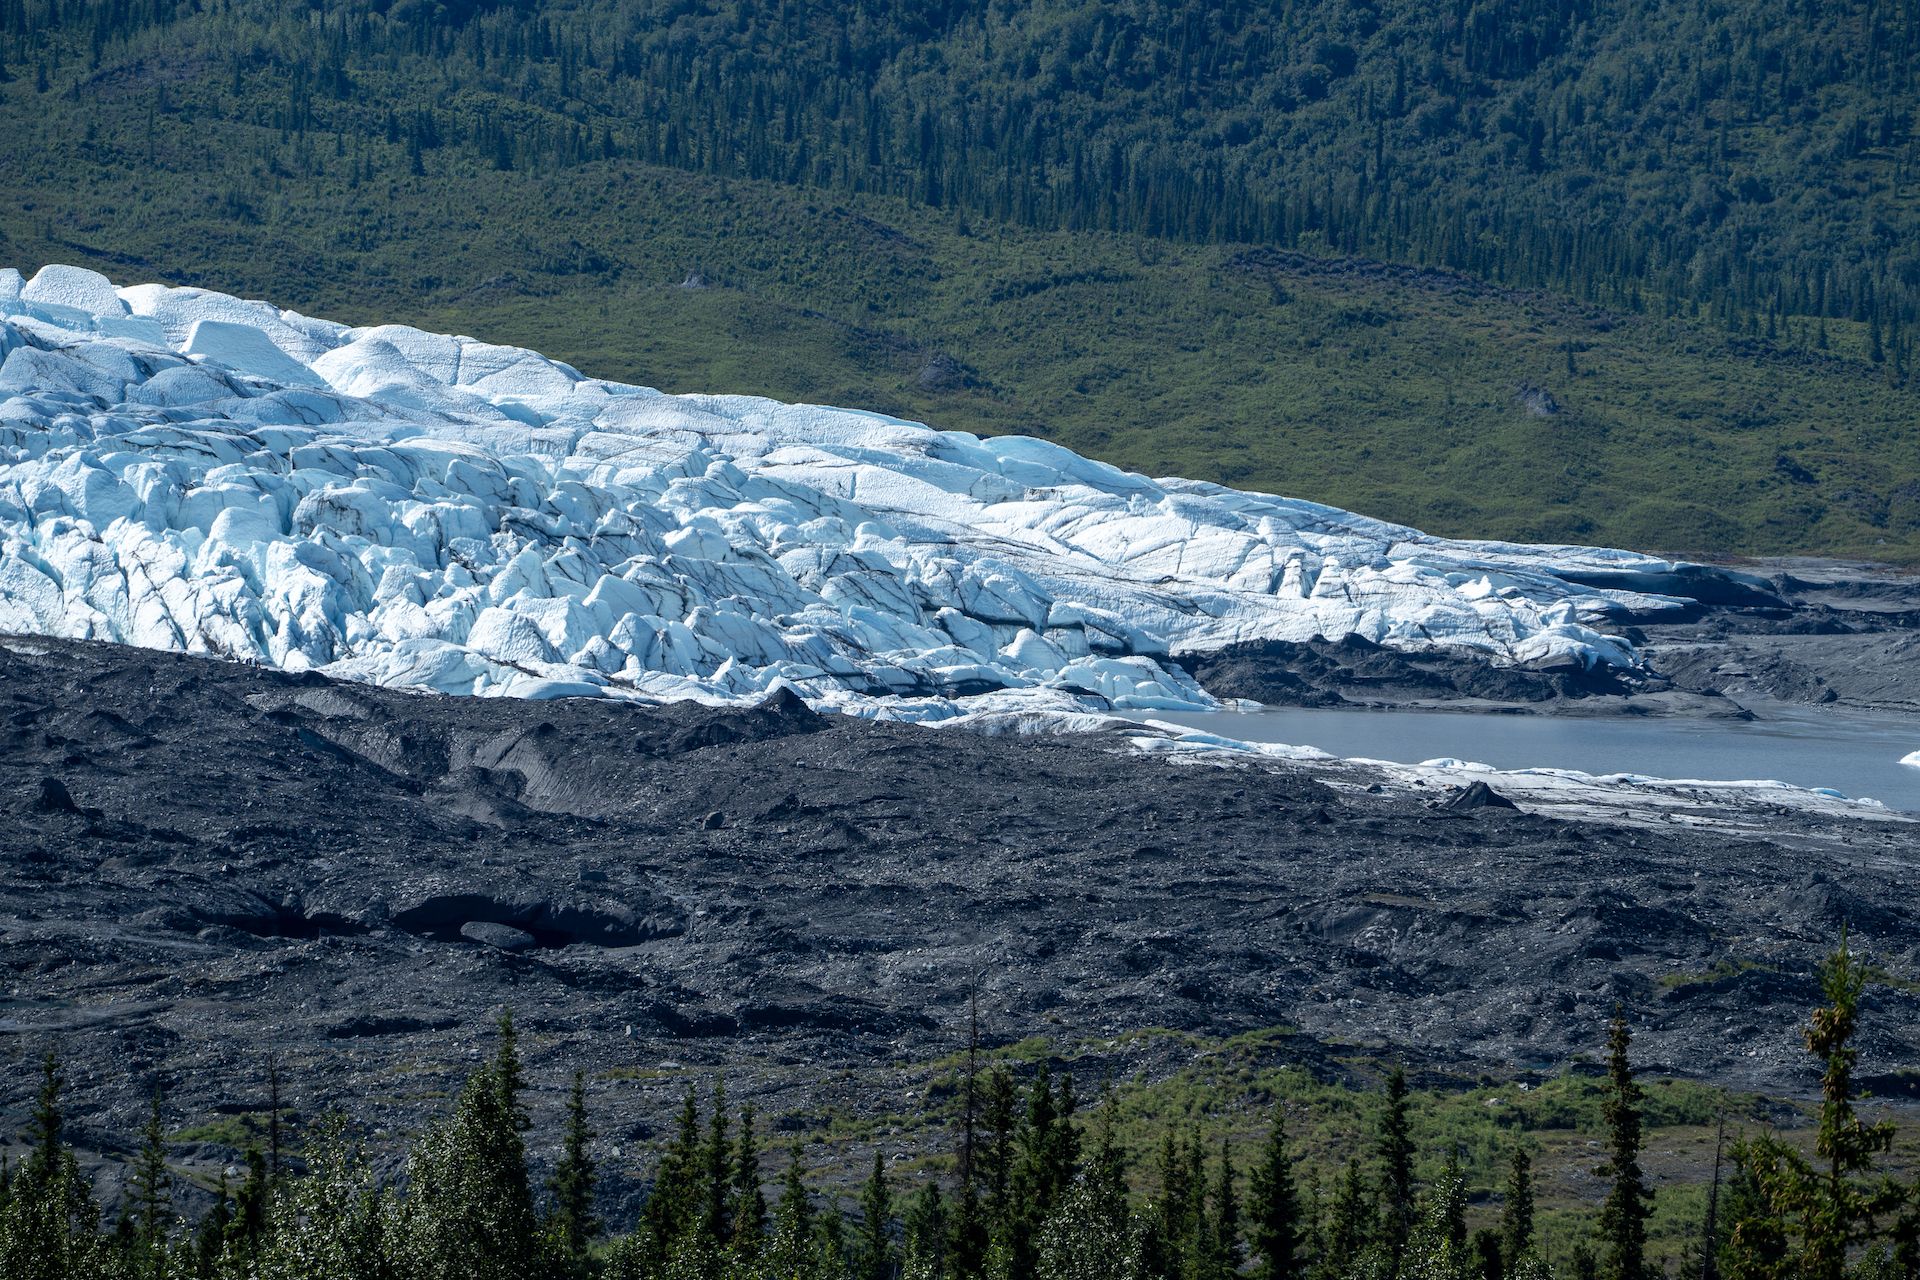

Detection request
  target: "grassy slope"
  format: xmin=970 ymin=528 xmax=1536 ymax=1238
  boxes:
xmin=3 ymin=96 xmax=1918 ymax=561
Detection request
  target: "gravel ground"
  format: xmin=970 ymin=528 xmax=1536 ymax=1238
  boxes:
xmin=2 ymin=634 xmax=1916 ymax=1218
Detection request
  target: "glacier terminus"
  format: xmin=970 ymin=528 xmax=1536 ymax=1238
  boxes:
xmin=2 ymin=264 xmax=1715 ymax=721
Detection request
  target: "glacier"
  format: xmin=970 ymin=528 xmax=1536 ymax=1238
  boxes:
xmin=0 ymin=264 xmax=1696 ymax=720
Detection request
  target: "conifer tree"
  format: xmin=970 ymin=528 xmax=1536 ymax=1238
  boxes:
xmin=731 ymin=1103 xmax=768 ymax=1267
xmin=545 ymin=1070 xmax=600 ymax=1280
xmin=857 ymin=1150 xmax=897 ymax=1280
xmin=1597 ymin=1009 xmax=1652 ymax=1280
xmin=1720 ymin=1139 xmax=1793 ymax=1280
xmin=817 ymin=1199 xmax=853 ymax=1279
xmin=1802 ymin=937 xmax=1899 ymax=1280
xmin=1722 ymin=938 xmax=1902 ymax=1280
xmin=1142 ymin=1131 xmax=1194 ymax=1280
xmin=1378 ymin=1066 xmax=1416 ymax=1277
xmin=494 ymin=1009 xmax=530 ymax=1134
xmin=266 ymin=1057 xmax=285 ymax=1188
xmin=251 ymin=1116 xmax=392 ymax=1280
xmin=1182 ymin=1129 xmax=1218 ymax=1280
xmin=1402 ymin=1152 xmax=1472 ymax=1280
xmin=223 ymin=1147 xmax=271 ymax=1269
xmin=948 ymin=993 xmax=988 ymax=1280
xmin=397 ymin=1017 xmax=538 ymax=1280
xmin=1473 ymin=1229 xmax=1504 ymax=1280
xmin=0 ymin=1054 xmax=107 ymax=1280
xmin=641 ymin=1083 xmax=706 ymax=1269
xmin=190 ymin=1171 xmax=230 ymax=1280
xmin=1033 ymin=1089 xmax=1135 ymax=1280
xmin=129 ymin=1085 xmax=173 ymax=1277
xmin=980 ymin=1068 xmax=1016 ymax=1233
xmin=765 ymin=1141 xmax=819 ymax=1279
xmin=1692 ymin=1119 xmax=1724 ymax=1280
xmin=903 ymin=1182 xmax=947 ymax=1280
xmin=1300 ymin=1166 xmax=1321 ymax=1263
xmin=1249 ymin=1115 xmax=1301 ymax=1280
xmin=704 ymin=1079 xmax=733 ymax=1250
xmin=1320 ymin=1158 xmax=1372 ymax=1280
xmin=948 ymin=1177 xmax=988 ymax=1280
xmin=1500 ymin=1145 xmax=1535 ymax=1269
xmin=1884 ymin=1188 xmax=1920 ymax=1280
xmin=1006 ymin=1065 xmax=1077 ymax=1277
xmin=1211 ymin=1136 xmax=1239 ymax=1280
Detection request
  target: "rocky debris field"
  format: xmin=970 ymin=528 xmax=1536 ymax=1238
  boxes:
xmin=1188 ymin=559 xmax=1920 ymax=717
xmin=2 ymin=637 xmax=1917 ymax=1218
xmin=1636 ymin=561 xmax=1920 ymax=714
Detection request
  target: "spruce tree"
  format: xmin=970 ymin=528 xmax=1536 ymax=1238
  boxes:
xmin=732 ymin=1103 xmax=768 ymax=1267
xmin=1211 ymin=1136 xmax=1240 ymax=1280
xmin=397 ymin=1018 xmax=539 ymax=1280
xmin=1321 ymin=1158 xmax=1372 ymax=1280
xmin=903 ymin=1182 xmax=947 ymax=1280
xmin=1006 ymin=1065 xmax=1077 ymax=1277
xmin=1694 ymin=1119 xmax=1724 ymax=1280
xmin=1183 ymin=1129 xmax=1217 ymax=1280
xmin=224 ymin=1147 xmax=271 ymax=1268
xmin=857 ymin=1150 xmax=897 ymax=1280
xmin=642 ymin=1083 xmax=705 ymax=1267
xmin=545 ymin=1070 xmax=600 ymax=1280
xmin=494 ymin=1009 xmax=530 ymax=1134
xmin=1597 ymin=1009 xmax=1652 ymax=1280
xmin=0 ymin=1054 xmax=107 ymax=1280
xmin=980 ymin=1068 xmax=1016 ymax=1233
xmin=767 ymin=1141 xmax=818 ymax=1279
xmin=1249 ymin=1115 xmax=1301 ymax=1280
xmin=267 ymin=1057 xmax=285 ymax=1188
xmin=252 ymin=1116 xmax=392 ymax=1280
xmin=1500 ymin=1145 xmax=1535 ymax=1269
xmin=1885 ymin=1188 xmax=1920 ymax=1280
xmin=1719 ymin=1139 xmax=1793 ymax=1280
xmin=1803 ymin=936 xmax=1899 ymax=1280
xmin=948 ymin=1177 xmax=988 ymax=1280
xmin=949 ymin=993 xmax=987 ymax=1280
xmin=129 ymin=1085 xmax=173 ymax=1276
xmin=1473 ymin=1229 xmax=1505 ymax=1280
xmin=190 ymin=1171 xmax=230 ymax=1280
xmin=1378 ymin=1066 xmax=1416 ymax=1277
xmin=1142 ymin=1131 xmax=1194 ymax=1280
xmin=704 ymin=1079 xmax=733 ymax=1250
xmin=817 ymin=1199 xmax=853 ymax=1279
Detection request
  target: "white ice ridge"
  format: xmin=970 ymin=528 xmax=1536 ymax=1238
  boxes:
xmin=1 ymin=264 xmax=1692 ymax=719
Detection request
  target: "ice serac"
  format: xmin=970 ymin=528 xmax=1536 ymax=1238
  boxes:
xmin=0 ymin=265 xmax=1694 ymax=719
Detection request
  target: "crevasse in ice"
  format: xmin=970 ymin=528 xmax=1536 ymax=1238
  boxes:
xmin=0 ymin=264 xmax=1687 ymax=718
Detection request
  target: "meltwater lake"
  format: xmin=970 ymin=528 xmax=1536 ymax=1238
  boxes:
xmin=1141 ymin=701 xmax=1920 ymax=812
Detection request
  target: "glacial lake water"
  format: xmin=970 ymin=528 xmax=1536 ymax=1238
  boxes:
xmin=1137 ymin=701 xmax=1920 ymax=812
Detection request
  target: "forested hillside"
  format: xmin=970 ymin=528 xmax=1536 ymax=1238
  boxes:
xmin=3 ymin=0 xmax=1919 ymax=558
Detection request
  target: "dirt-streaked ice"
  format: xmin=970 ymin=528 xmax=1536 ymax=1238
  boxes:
xmin=2 ymin=265 xmax=1696 ymax=718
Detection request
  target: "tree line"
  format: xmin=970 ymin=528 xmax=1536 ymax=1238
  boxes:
xmin=2 ymin=940 xmax=1917 ymax=1280
xmin=5 ymin=0 xmax=1920 ymax=363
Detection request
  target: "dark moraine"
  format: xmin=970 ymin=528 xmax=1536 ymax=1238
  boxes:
xmin=1 ymin=636 xmax=1916 ymax=1219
